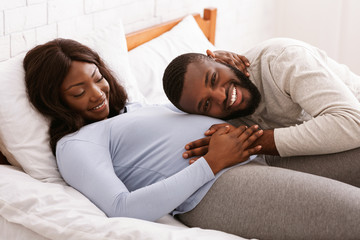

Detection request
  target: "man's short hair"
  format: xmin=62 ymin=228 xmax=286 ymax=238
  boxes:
xmin=162 ymin=53 xmax=208 ymax=110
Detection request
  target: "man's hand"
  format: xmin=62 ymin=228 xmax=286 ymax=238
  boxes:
xmin=207 ymin=49 xmax=250 ymax=76
xmin=249 ymin=129 xmax=279 ymax=155
xmin=183 ymin=123 xmax=238 ymax=160
xmin=184 ymin=124 xmax=279 ymax=163
xmin=203 ymin=125 xmax=263 ymax=174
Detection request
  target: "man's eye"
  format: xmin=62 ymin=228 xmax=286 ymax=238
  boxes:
xmin=211 ymin=72 xmax=216 ymax=86
xmin=203 ymin=100 xmax=210 ymax=112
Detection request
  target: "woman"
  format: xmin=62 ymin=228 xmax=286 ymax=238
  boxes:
xmin=24 ymin=38 xmax=360 ymax=240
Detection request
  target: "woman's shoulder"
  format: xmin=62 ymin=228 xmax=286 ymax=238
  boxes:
xmin=57 ymin=119 xmax=112 ymax=148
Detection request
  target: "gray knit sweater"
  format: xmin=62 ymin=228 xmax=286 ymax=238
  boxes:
xmin=229 ymin=38 xmax=360 ymax=156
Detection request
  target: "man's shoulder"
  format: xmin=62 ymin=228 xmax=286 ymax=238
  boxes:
xmin=258 ymin=38 xmax=309 ymax=49
xmin=246 ymin=38 xmax=312 ymax=56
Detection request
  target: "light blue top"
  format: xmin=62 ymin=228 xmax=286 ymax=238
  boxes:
xmin=56 ymin=104 xmax=250 ymax=221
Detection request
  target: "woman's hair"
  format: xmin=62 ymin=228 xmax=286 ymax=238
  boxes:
xmin=162 ymin=53 xmax=208 ymax=111
xmin=23 ymin=38 xmax=127 ymax=155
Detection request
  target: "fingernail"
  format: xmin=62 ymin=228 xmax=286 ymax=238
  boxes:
xmin=183 ymin=153 xmax=188 ymax=159
xmin=189 ymin=160 xmax=194 ymax=164
xmin=258 ymin=129 xmax=263 ymax=135
xmin=205 ymin=130 xmax=211 ymax=134
xmin=185 ymin=145 xmax=189 ymax=150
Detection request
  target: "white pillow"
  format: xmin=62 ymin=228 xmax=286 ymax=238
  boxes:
xmin=75 ymin=23 xmax=145 ymax=104
xmin=0 ymin=21 xmax=142 ymax=183
xmin=128 ymin=15 xmax=216 ymax=104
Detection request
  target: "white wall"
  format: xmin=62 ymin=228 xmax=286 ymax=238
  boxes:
xmin=0 ymin=0 xmax=276 ymax=62
xmin=1 ymin=0 xmax=357 ymax=75
xmin=207 ymin=0 xmax=278 ymax=53
xmin=274 ymin=0 xmax=360 ymax=74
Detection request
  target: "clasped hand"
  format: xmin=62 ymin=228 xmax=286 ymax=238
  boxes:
xmin=184 ymin=124 xmax=263 ymax=174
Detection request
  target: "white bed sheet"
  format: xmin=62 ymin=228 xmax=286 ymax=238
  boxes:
xmin=0 ymin=165 xmax=247 ymax=240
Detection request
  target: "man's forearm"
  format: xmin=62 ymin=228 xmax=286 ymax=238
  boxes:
xmin=250 ymin=129 xmax=279 ymax=155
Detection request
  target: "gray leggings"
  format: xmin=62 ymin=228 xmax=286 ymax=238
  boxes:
xmin=177 ymin=147 xmax=360 ymax=240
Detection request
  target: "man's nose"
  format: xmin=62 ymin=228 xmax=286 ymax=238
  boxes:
xmin=212 ymin=87 xmax=226 ymax=105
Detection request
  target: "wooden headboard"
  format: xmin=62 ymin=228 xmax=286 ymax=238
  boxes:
xmin=126 ymin=8 xmax=217 ymax=51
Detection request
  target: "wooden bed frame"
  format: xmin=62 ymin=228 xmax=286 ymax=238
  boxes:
xmin=126 ymin=8 xmax=217 ymax=51
xmin=0 ymin=7 xmax=217 ymax=166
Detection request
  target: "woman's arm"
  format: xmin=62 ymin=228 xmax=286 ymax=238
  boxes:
xmin=57 ymin=140 xmax=215 ymax=221
xmin=56 ymin=126 xmax=262 ymax=221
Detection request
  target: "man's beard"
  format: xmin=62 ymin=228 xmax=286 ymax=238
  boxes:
xmin=222 ymin=64 xmax=261 ymax=120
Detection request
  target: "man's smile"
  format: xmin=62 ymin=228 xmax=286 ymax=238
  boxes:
xmin=226 ymin=83 xmax=243 ymax=111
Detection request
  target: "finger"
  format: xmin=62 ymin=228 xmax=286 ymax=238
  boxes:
xmin=244 ymin=145 xmax=262 ymax=157
xmin=189 ymin=157 xmax=201 ymax=165
xmin=234 ymin=59 xmax=246 ymax=71
xmin=241 ymin=129 xmax=264 ymax=150
xmin=244 ymin=69 xmax=250 ymax=77
xmin=204 ymin=128 xmax=216 ymax=136
xmin=227 ymin=125 xmax=248 ymax=137
xmin=235 ymin=62 xmax=249 ymax=76
xmin=206 ymin=49 xmax=216 ymax=59
xmin=183 ymin=146 xmax=209 ymax=159
xmin=243 ymin=130 xmax=263 ymax=149
xmin=185 ymin=136 xmax=210 ymax=150
xmin=237 ymin=125 xmax=259 ymax=141
xmin=238 ymin=55 xmax=250 ymax=66
xmin=213 ymin=125 xmax=231 ymax=136
xmin=213 ymin=58 xmax=227 ymax=64
xmin=206 ymin=123 xmax=229 ymax=136
xmin=232 ymin=56 xmax=250 ymax=76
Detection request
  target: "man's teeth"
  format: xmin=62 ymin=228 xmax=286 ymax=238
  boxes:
xmin=229 ymin=87 xmax=237 ymax=106
xmin=92 ymin=101 xmax=105 ymax=110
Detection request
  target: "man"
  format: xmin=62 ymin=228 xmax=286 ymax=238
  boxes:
xmin=162 ymin=38 xmax=360 ymax=185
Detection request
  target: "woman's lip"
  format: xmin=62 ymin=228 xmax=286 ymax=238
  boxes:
xmin=90 ymin=99 xmax=106 ymax=111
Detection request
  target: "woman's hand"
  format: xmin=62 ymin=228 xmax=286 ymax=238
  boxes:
xmin=207 ymin=49 xmax=250 ymax=76
xmin=183 ymin=123 xmax=239 ymax=160
xmin=203 ymin=125 xmax=262 ymax=174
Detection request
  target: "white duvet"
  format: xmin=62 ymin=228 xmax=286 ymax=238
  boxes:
xmin=0 ymin=165 xmax=245 ymax=240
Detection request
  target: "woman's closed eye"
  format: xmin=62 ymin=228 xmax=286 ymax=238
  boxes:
xmin=73 ymin=91 xmax=85 ymax=97
xmin=96 ymin=76 xmax=104 ymax=83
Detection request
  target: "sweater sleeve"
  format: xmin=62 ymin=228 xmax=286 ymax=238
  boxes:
xmin=271 ymin=46 xmax=360 ymax=156
xmin=56 ymin=140 xmax=215 ymax=221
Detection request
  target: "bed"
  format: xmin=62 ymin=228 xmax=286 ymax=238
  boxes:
xmin=0 ymin=7 xmax=253 ymax=240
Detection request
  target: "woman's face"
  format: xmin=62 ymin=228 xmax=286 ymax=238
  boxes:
xmin=60 ymin=61 xmax=110 ymax=122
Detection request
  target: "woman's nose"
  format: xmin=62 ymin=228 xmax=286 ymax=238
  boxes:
xmin=90 ymin=86 xmax=103 ymax=101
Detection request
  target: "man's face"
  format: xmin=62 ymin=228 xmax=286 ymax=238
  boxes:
xmin=179 ymin=59 xmax=260 ymax=119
